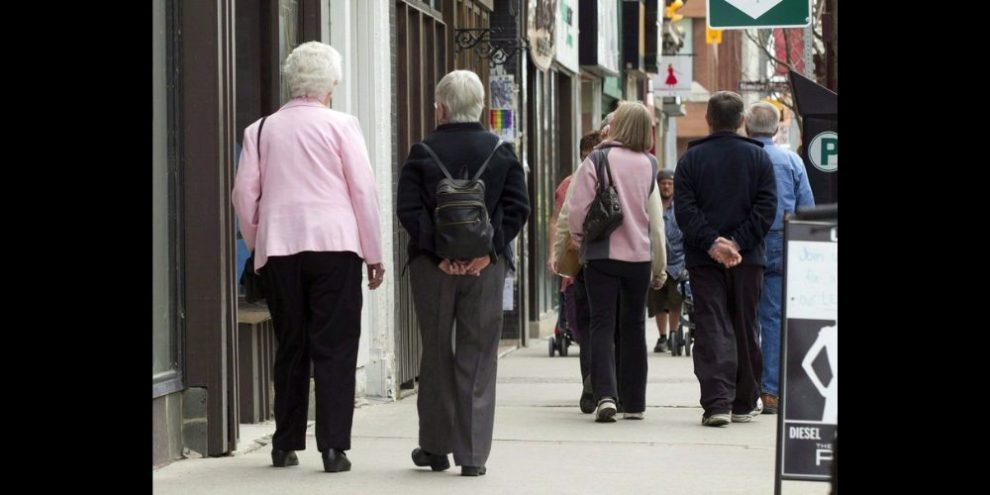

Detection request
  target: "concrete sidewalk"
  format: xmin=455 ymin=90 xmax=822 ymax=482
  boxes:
xmin=153 ymin=332 xmax=830 ymax=494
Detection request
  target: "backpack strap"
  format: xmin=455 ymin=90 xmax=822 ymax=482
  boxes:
xmin=416 ymin=142 xmax=455 ymax=181
xmin=417 ymin=137 xmax=505 ymax=181
xmin=472 ymin=137 xmax=505 ymax=180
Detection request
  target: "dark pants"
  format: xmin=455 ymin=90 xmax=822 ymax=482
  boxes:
xmin=262 ymin=251 xmax=363 ymax=453
xmin=410 ymin=255 xmax=506 ymax=467
xmin=568 ymin=273 xmax=592 ymax=384
xmin=584 ymin=260 xmax=652 ymax=413
xmin=570 ymin=271 xmax=623 ymax=397
xmin=690 ymin=264 xmax=764 ymax=415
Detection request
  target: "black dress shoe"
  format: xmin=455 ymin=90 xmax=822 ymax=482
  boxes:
xmin=461 ymin=465 xmax=486 ymax=476
xmin=271 ymin=449 xmax=298 ymax=467
xmin=411 ymin=447 xmax=450 ymax=471
xmin=322 ymin=449 xmax=351 ymax=473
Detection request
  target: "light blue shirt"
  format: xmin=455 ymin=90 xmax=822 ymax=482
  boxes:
xmin=662 ymin=202 xmax=685 ymax=280
xmin=755 ymin=137 xmax=815 ymax=231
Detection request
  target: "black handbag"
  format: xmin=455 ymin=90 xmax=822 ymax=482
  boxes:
xmin=239 ymin=117 xmax=268 ymax=303
xmin=240 ymin=251 xmax=265 ymax=303
xmin=582 ymin=148 xmax=624 ymax=242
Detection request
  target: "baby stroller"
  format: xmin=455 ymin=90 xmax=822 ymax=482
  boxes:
xmin=549 ymin=326 xmax=573 ymax=357
xmin=669 ymin=278 xmax=694 ymax=357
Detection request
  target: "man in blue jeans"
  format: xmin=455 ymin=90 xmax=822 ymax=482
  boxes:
xmin=744 ymin=102 xmax=815 ymax=414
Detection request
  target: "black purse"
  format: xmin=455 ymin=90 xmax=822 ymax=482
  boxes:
xmin=582 ymin=148 xmax=624 ymax=242
xmin=240 ymin=251 xmax=265 ymax=303
xmin=239 ymin=116 xmax=268 ymax=303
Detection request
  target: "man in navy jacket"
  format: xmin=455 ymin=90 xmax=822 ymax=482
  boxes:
xmin=674 ymin=91 xmax=777 ymax=427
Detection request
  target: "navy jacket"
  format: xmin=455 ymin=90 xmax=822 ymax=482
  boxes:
xmin=674 ymin=132 xmax=777 ymax=268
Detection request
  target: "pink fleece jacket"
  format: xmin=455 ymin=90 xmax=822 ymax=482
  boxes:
xmin=566 ymin=145 xmax=665 ymax=279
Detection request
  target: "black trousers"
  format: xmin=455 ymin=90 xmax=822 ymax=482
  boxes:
xmin=262 ymin=251 xmax=363 ymax=452
xmin=572 ymin=271 xmax=623 ymax=396
xmin=571 ymin=271 xmax=592 ymax=385
xmin=689 ymin=264 xmax=764 ymax=415
xmin=584 ymin=260 xmax=652 ymax=413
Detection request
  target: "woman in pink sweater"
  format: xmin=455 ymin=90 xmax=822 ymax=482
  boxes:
xmin=231 ymin=42 xmax=383 ymax=473
xmin=566 ymin=101 xmax=667 ymax=422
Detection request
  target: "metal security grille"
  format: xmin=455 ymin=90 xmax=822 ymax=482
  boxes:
xmin=394 ymin=0 xmax=447 ymax=389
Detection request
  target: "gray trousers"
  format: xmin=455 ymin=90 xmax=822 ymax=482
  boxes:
xmin=410 ymin=255 xmax=506 ymax=467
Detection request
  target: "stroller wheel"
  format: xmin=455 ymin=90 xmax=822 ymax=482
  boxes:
xmin=684 ymin=328 xmax=692 ymax=357
xmin=560 ymin=334 xmax=569 ymax=357
xmin=548 ymin=337 xmax=556 ymax=357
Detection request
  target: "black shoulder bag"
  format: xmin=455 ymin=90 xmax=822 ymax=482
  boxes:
xmin=239 ymin=117 xmax=268 ymax=303
xmin=582 ymin=148 xmax=624 ymax=242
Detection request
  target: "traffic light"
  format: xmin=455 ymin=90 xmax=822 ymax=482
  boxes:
xmin=665 ymin=0 xmax=684 ymax=23
xmin=706 ymin=26 xmax=722 ymax=45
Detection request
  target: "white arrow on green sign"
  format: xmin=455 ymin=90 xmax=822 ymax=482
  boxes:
xmin=708 ymin=0 xmax=811 ymax=29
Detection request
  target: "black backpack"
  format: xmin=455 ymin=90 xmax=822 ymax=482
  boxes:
xmin=417 ymin=137 xmax=505 ymax=261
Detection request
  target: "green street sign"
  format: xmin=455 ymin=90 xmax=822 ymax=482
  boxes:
xmin=708 ymin=0 xmax=812 ymax=29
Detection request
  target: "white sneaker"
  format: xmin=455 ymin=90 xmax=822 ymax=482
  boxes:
xmin=702 ymin=413 xmax=730 ymax=427
xmin=730 ymin=412 xmax=753 ymax=423
xmin=595 ymin=399 xmax=617 ymax=422
xmin=754 ymin=397 xmax=764 ymax=415
xmin=623 ymin=411 xmax=644 ymax=420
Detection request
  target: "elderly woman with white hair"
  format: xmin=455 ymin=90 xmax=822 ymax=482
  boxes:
xmin=397 ymin=69 xmax=530 ymax=477
xmin=232 ymin=41 xmax=384 ymax=473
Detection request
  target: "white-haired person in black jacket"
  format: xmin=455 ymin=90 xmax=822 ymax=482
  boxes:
xmin=396 ymin=69 xmax=530 ymax=477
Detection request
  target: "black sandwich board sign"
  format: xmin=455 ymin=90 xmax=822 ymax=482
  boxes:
xmin=776 ymin=205 xmax=837 ymax=494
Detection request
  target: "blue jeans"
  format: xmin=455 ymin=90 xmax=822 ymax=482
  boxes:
xmin=758 ymin=232 xmax=784 ymax=396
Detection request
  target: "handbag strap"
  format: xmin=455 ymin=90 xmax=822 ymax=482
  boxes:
xmin=592 ymin=148 xmax=615 ymax=192
xmin=254 ymin=116 xmax=268 ymax=205
xmin=248 ymin=115 xmax=269 ymax=262
xmin=257 ymin=116 xmax=267 ymax=156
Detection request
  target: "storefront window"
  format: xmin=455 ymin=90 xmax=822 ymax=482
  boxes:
xmin=153 ymin=0 xmax=181 ymax=392
xmin=279 ymin=0 xmax=300 ymax=104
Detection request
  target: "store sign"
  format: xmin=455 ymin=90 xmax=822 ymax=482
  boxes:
xmin=598 ymin=0 xmax=619 ymax=74
xmin=652 ymin=54 xmax=692 ymax=98
xmin=528 ymin=0 xmax=557 ymax=71
xmin=780 ymin=222 xmax=838 ymax=485
xmin=489 ymin=75 xmax=516 ymax=143
xmin=555 ymin=0 xmax=579 ymax=72
xmin=738 ymin=80 xmax=792 ymax=93
xmin=708 ymin=0 xmax=811 ymax=29
xmin=808 ymin=131 xmax=837 ymax=173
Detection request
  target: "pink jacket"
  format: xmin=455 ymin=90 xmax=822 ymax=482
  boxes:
xmin=232 ymin=98 xmax=383 ymax=272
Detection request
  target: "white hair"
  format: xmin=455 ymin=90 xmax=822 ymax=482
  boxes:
xmin=283 ymin=42 xmax=342 ymax=100
xmin=435 ymin=70 xmax=485 ymax=123
xmin=745 ymin=102 xmax=781 ymax=137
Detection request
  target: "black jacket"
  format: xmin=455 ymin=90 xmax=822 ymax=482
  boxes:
xmin=674 ymin=132 xmax=777 ymax=268
xmin=396 ymin=122 xmax=531 ymax=268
